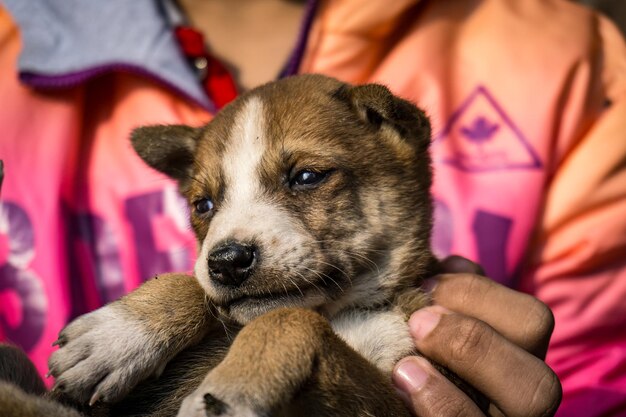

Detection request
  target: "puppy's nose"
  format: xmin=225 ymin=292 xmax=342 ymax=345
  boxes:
xmin=208 ymin=243 xmax=257 ymax=287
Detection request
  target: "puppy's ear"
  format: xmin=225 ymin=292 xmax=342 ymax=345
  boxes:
xmin=131 ymin=125 xmax=201 ymax=181
xmin=332 ymin=83 xmax=431 ymax=151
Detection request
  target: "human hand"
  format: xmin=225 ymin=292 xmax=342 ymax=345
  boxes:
xmin=393 ymin=256 xmax=562 ymax=417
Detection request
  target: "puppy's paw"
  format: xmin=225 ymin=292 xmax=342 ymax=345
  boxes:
xmin=177 ymin=389 xmax=263 ymax=417
xmin=48 ymin=303 xmax=168 ymax=405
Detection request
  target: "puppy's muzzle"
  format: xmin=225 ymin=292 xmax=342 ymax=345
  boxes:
xmin=208 ymin=242 xmax=258 ymax=287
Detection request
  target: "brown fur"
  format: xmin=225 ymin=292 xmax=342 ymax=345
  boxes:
xmin=2 ymin=75 xmax=484 ymax=416
xmin=0 ymin=344 xmax=81 ymax=416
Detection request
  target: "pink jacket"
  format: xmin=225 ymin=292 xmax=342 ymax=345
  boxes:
xmin=1 ymin=1 xmax=625 ymax=415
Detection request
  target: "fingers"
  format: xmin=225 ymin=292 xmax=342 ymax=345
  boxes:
xmin=440 ymin=255 xmax=485 ymax=275
xmin=427 ymin=273 xmax=554 ymax=358
xmin=407 ymin=307 xmax=562 ymax=417
xmin=393 ymin=356 xmax=485 ymax=417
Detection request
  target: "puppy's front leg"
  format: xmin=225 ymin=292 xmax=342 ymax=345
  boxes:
xmin=178 ymin=308 xmax=411 ymax=417
xmin=49 ymin=273 xmax=217 ymax=405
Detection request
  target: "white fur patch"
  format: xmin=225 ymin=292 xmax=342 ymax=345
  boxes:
xmin=331 ymin=310 xmax=414 ymax=375
xmin=221 ymin=97 xmax=265 ymax=214
xmin=195 ymin=97 xmax=267 ymax=285
xmin=49 ymin=303 xmax=169 ymax=403
xmin=194 ymin=96 xmax=315 ymax=309
xmin=178 ymin=390 xmax=261 ymax=417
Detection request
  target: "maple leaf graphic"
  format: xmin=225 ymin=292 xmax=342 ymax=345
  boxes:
xmin=460 ymin=116 xmax=500 ymax=145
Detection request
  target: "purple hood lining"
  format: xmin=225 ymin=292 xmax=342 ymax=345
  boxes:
xmin=20 ymin=64 xmax=216 ymax=113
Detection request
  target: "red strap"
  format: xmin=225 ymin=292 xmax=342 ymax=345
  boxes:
xmin=174 ymin=26 xmax=238 ymax=109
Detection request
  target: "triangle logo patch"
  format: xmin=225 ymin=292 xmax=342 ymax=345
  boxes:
xmin=433 ymin=86 xmax=542 ymax=172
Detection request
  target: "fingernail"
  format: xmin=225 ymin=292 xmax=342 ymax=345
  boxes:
xmin=409 ymin=308 xmax=441 ymax=340
xmin=393 ymin=387 xmax=411 ymax=404
xmin=442 ymin=255 xmax=484 ymax=274
xmin=421 ymin=278 xmax=438 ymax=295
xmin=393 ymin=357 xmax=429 ymax=392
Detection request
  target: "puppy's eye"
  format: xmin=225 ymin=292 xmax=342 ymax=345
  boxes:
xmin=290 ymin=169 xmax=330 ymax=189
xmin=194 ymin=198 xmax=214 ymax=215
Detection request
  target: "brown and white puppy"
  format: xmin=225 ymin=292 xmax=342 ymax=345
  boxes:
xmin=15 ymin=75 xmax=481 ymax=417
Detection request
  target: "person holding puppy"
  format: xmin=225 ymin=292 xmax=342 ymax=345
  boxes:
xmin=0 ymin=0 xmax=625 ymax=416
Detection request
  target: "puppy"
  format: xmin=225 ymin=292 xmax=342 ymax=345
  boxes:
xmin=3 ymin=75 xmax=484 ymax=416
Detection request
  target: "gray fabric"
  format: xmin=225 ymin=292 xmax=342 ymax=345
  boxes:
xmin=2 ymin=0 xmax=211 ymax=108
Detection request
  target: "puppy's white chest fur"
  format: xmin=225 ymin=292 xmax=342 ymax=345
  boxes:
xmin=330 ymin=310 xmax=414 ymax=375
